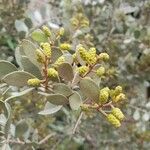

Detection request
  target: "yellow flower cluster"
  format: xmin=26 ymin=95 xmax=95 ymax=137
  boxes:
xmin=77 ymin=66 xmax=89 ymax=76
xmin=106 ymin=107 xmax=124 ymax=127
xmin=70 ymin=13 xmax=89 ymax=28
xmin=27 ymin=78 xmax=41 ymax=86
xmin=78 ymin=45 xmax=87 ymax=61
xmin=58 ymin=27 xmax=65 ymax=36
xmin=80 ymin=104 xmax=89 ymax=111
xmin=40 ymin=42 xmax=51 ymax=58
xmin=54 ymin=56 xmax=65 ymax=68
xmin=86 ymin=47 xmax=97 ymax=65
xmin=42 ymin=25 xmax=51 ymax=37
xmin=47 ymin=68 xmax=58 ymax=78
xmin=96 ymin=66 xmax=105 ymax=77
xmin=77 ymin=45 xmax=97 ymax=65
xmin=107 ymin=114 xmax=121 ymax=128
xmin=114 ymin=93 xmax=126 ymax=103
xmin=112 ymin=107 xmax=124 ymax=121
xmin=36 ymin=49 xmax=45 ymax=64
xmin=98 ymin=53 xmax=110 ymax=61
xmin=99 ymin=87 xmax=110 ymax=104
xmin=60 ymin=43 xmax=71 ymax=51
xmin=110 ymin=85 xmax=126 ymax=103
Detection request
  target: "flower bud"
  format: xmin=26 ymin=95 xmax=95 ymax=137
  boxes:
xmin=114 ymin=86 xmax=123 ymax=95
xmin=107 ymin=114 xmax=121 ymax=128
xmin=54 ymin=56 xmax=65 ymax=67
xmin=81 ymin=19 xmax=89 ymax=27
xmin=113 ymin=93 xmax=126 ymax=103
xmin=81 ymin=104 xmax=89 ymax=111
xmin=112 ymin=107 xmax=124 ymax=121
xmin=77 ymin=66 xmax=89 ymax=76
xmin=86 ymin=54 xmax=97 ymax=65
xmin=98 ymin=53 xmax=109 ymax=61
xmin=96 ymin=67 xmax=105 ymax=77
xmin=77 ymin=45 xmax=87 ymax=61
xmin=41 ymin=42 xmax=51 ymax=58
xmin=58 ymin=27 xmax=65 ymax=36
xmin=89 ymin=47 xmax=96 ymax=55
xmin=27 ymin=78 xmax=41 ymax=86
xmin=72 ymin=53 xmax=77 ymax=61
xmin=47 ymin=68 xmax=58 ymax=78
xmin=99 ymin=88 xmax=109 ymax=104
xmin=60 ymin=43 xmax=71 ymax=51
xmin=36 ymin=49 xmax=45 ymax=63
xmin=70 ymin=18 xmax=79 ymax=27
xmin=42 ymin=25 xmax=51 ymax=37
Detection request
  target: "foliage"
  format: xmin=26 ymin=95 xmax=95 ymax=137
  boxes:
xmin=0 ymin=0 xmax=150 ymax=149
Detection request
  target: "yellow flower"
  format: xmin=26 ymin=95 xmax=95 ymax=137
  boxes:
xmin=77 ymin=66 xmax=89 ymax=76
xmin=70 ymin=17 xmax=79 ymax=27
xmin=81 ymin=104 xmax=89 ymax=111
xmin=27 ymin=78 xmax=41 ymax=86
xmin=72 ymin=53 xmax=77 ymax=61
xmin=107 ymin=114 xmax=121 ymax=128
xmin=98 ymin=53 xmax=110 ymax=61
xmin=58 ymin=27 xmax=65 ymax=36
xmin=77 ymin=45 xmax=87 ymax=61
xmin=86 ymin=54 xmax=97 ymax=65
xmin=113 ymin=93 xmax=126 ymax=103
xmin=81 ymin=19 xmax=89 ymax=27
xmin=96 ymin=67 xmax=105 ymax=77
xmin=99 ymin=88 xmax=109 ymax=104
xmin=42 ymin=25 xmax=51 ymax=37
xmin=47 ymin=68 xmax=58 ymax=78
xmin=112 ymin=108 xmax=125 ymax=121
xmin=35 ymin=49 xmax=45 ymax=63
xmin=114 ymin=86 xmax=123 ymax=95
xmin=41 ymin=42 xmax=51 ymax=58
xmin=86 ymin=47 xmax=97 ymax=65
xmin=60 ymin=43 xmax=71 ymax=51
xmin=54 ymin=56 xmax=65 ymax=67
xmin=102 ymin=87 xmax=110 ymax=92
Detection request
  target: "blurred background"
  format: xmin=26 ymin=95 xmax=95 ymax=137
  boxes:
xmin=0 ymin=0 xmax=150 ymax=149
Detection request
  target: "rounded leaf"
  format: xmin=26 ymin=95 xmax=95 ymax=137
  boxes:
xmin=58 ymin=63 xmax=74 ymax=81
xmin=38 ymin=102 xmax=62 ymax=115
xmin=47 ymin=94 xmax=68 ymax=105
xmin=2 ymin=71 xmax=35 ymax=87
xmin=69 ymin=92 xmax=82 ymax=110
xmin=53 ymin=83 xmax=73 ymax=97
xmin=0 ymin=61 xmax=17 ymax=80
xmin=31 ymin=29 xmax=48 ymax=42
xmin=51 ymin=47 xmax=63 ymax=63
xmin=21 ymin=39 xmax=40 ymax=67
xmin=79 ymin=78 xmax=99 ymax=102
xmin=21 ymin=56 xmax=42 ymax=79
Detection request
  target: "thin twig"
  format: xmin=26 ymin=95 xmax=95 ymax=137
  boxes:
xmin=72 ymin=112 xmax=83 ymax=134
xmin=38 ymin=133 xmax=55 ymax=145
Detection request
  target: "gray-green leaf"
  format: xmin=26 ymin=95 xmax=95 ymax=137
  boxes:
xmin=79 ymin=78 xmax=99 ymax=102
xmin=0 ymin=61 xmax=17 ymax=80
xmin=21 ymin=39 xmax=40 ymax=67
xmin=38 ymin=102 xmax=62 ymax=115
xmin=2 ymin=71 xmax=35 ymax=87
xmin=53 ymin=83 xmax=73 ymax=97
xmin=47 ymin=94 xmax=68 ymax=105
xmin=58 ymin=63 xmax=74 ymax=81
xmin=21 ymin=56 xmax=42 ymax=79
xmin=69 ymin=92 xmax=82 ymax=110
xmin=31 ymin=29 xmax=48 ymax=42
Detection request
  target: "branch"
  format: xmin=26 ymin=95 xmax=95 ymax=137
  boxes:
xmin=72 ymin=112 xmax=83 ymax=134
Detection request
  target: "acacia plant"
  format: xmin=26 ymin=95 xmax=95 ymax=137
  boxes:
xmin=0 ymin=18 xmax=126 ymax=148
